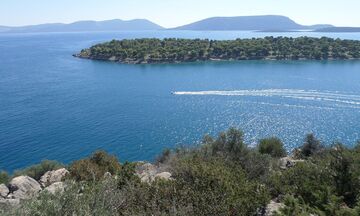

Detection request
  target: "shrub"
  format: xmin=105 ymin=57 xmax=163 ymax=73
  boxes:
xmin=203 ymin=127 xmax=248 ymax=159
xmin=277 ymin=195 xmax=322 ymax=216
xmin=354 ymin=141 xmax=360 ymax=153
xmin=155 ymin=148 xmax=172 ymax=164
xmin=258 ymin=137 xmax=287 ymax=158
xmin=0 ymin=170 xmax=10 ymax=184
xmin=299 ymin=133 xmax=324 ymax=158
xmin=170 ymin=156 xmax=270 ymax=215
xmin=13 ymin=160 xmax=64 ymax=181
xmin=7 ymin=180 xmax=123 ymax=216
xmin=328 ymin=143 xmax=359 ymax=207
xmin=239 ymin=151 xmax=272 ymax=181
xmin=268 ymin=161 xmax=334 ymax=210
xmin=116 ymin=162 xmax=139 ymax=189
xmin=69 ymin=150 xmax=121 ymax=181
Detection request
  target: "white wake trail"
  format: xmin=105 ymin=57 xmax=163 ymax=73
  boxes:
xmin=172 ymin=89 xmax=360 ymax=106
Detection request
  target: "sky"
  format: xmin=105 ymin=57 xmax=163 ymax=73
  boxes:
xmin=1 ymin=0 xmax=360 ymax=28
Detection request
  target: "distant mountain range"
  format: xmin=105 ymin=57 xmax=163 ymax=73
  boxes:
xmin=0 ymin=15 xmax=359 ymax=33
xmin=0 ymin=19 xmax=164 ymax=33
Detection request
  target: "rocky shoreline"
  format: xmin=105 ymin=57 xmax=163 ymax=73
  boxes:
xmin=2 ymin=129 xmax=359 ymax=215
xmin=0 ymin=162 xmax=173 ymax=209
xmin=0 ymin=156 xmax=303 ymax=215
xmin=0 ymin=168 xmax=69 ymax=208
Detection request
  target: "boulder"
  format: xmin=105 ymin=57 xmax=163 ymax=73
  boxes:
xmin=44 ymin=182 xmax=65 ymax=195
xmin=0 ymin=184 xmax=9 ymax=198
xmin=279 ymin=156 xmax=304 ymax=169
xmin=135 ymin=163 xmax=173 ymax=183
xmin=7 ymin=176 xmax=41 ymax=200
xmin=135 ymin=163 xmax=158 ymax=176
xmin=103 ymin=172 xmax=112 ymax=179
xmin=39 ymin=168 xmax=69 ymax=187
xmin=135 ymin=163 xmax=158 ymax=183
xmin=265 ymin=200 xmax=284 ymax=216
xmin=154 ymin=172 xmax=172 ymax=181
xmin=0 ymin=197 xmax=20 ymax=208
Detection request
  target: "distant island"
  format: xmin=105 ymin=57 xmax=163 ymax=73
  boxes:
xmin=75 ymin=37 xmax=360 ymax=64
xmin=173 ymin=15 xmax=333 ymax=31
xmin=0 ymin=19 xmax=164 ymax=33
xmin=314 ymin=27 xmax=360 ymax=33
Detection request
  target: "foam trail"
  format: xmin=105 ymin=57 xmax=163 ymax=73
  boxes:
xmin=173 ymin=89 xmax=360 ymax=106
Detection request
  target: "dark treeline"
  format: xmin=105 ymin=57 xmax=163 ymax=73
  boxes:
xmin=2 ymin=128 xmax=360 ymax=215
xmin=75 ymin=37 xmax=360 ymax=64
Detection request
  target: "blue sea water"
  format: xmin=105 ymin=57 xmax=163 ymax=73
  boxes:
xmin=1 ymin=31 xmax=360 ymax=172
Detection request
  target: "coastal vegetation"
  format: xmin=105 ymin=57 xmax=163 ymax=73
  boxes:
xmin=1 ymin=128 xmax=360 ymax=215
xmin=75 ymin=37 xmax=360 ymax=64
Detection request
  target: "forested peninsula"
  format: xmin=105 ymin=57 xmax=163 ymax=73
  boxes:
xmin=75 ymin=37 xmax=360 ymax=64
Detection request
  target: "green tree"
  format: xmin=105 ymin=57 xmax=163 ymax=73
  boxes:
xmin=300 ymin=133 xmax=324 ymax=158
xmin=258 ymin=137 xmax=287 ymax=158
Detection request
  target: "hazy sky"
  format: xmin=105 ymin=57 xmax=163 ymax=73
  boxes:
xmin=1 ymin=0 xmax=359 ymax=28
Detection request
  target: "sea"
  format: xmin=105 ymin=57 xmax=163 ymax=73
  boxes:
xmin=1 ymin=30 xmax=360 ymax=172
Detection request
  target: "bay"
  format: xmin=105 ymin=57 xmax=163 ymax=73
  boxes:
xmin=1 ymin=30 xmax=360 ymax=172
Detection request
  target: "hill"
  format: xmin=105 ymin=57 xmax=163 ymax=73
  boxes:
xmin=0 ymin=19 xmax=164 ymax=33
xmin=174 ymin=15 xmax=332 ymax=31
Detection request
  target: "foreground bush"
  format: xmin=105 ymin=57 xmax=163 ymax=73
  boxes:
xmin=258 ymin=137 xmax=287 ymax=158
xmin=171 ymin=156 xmax=270 ymax=215
xmin=298 ymin=133 xmax=324 ymax=158
xmin=13 ymin=160 xmax=64 ymax=181
xmin=269 ymin=142 xmax=360 ymax=215
xmin=69 ymin=150 xmax=121 ymax=181
xmin=0 ymin=170 xmax=10 ymax=184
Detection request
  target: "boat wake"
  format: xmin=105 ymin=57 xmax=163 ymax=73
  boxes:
xmin=172 ymin=89 xmax=360 ymax=106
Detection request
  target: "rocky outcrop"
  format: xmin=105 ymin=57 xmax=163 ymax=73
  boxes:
xmin=265 ymin=200 xmax=284 ymax=215
xmin=0 ymin=197 xmax=20 ymax=208
xmin=136 ymin=163 xmax=158 ymax=183
xmin=103 ymin=172 xmax=112 ymax=179
xmin=279 ymin=156 xmax=304 ymax=169
xmin=7 ymin=176 xmax=41 ymax=200
xmin=44 ymin=182 xmax=65 ymax=195
xmin=135 ymin=163 xmax=172 ymax=183
xmin=0 ymin=184 xmax=9 ymax=198
xmin=39 ymin=168 xmax=69 ymax=187
xmin=154 ymin=172 xmax=172 ymax=180
xmin=0 ymin=169 xmax=69 ymax=209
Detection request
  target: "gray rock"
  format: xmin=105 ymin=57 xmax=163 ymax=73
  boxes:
xmin=154 ymin=172 xmax=172 ymax=181
xmin=7 ymin=176 xmax=41 ymax=200
xmin=136 ymin=163 xmax=158 ymax=183
xmin=136 ymin=163 xmax=158 ymax=175
xmin=136 ymin=163 xmax=172 ymax=183
xmin=0 ymin=184 xmax=9 ymax=198
xmin=44 ymin=182 xmax=65 ymax=195
xmin=39 ymin=168 xmax=69 ymax=187
xmin=265 ymin=200 xmax=284 ymax=216
xmin=0 ymin=197 xmax=20 ymax=208
xmin=279 ymin=156 xmax=304 ymax=169
xmin=103 ymin=172 xmax=112 ymax=179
